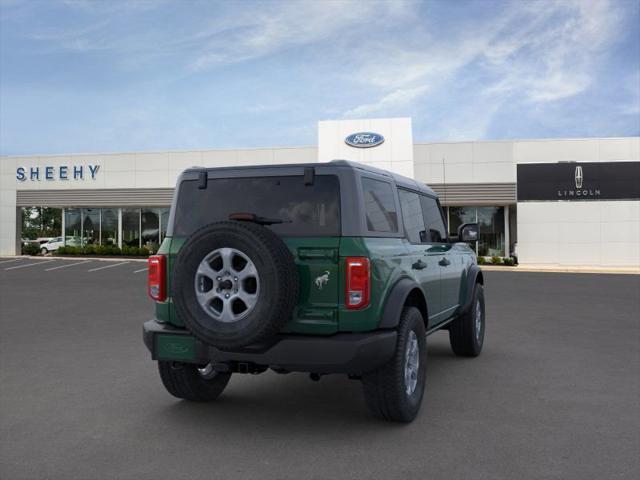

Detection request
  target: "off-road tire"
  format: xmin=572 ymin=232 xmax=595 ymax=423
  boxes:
xmin=362 ymin=307 xmax=427 ymax=422
xmin=172 ymin=221 xmax=299 ymax=350
xmin=449 ymin=283 xmax=485 ymax=357
xmin=158 ymin=361 xmax=231 ymax=401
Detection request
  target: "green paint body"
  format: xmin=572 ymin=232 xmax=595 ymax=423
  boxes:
xmin=156 ymin=234 xmax=475 ymax=334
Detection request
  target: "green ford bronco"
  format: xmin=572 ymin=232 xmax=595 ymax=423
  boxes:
xmin=143 ymin=160 xmax=485 ymax=422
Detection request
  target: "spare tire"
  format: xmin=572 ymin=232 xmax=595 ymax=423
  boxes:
xmin=172 ymin=221 xmax=299 ymax=350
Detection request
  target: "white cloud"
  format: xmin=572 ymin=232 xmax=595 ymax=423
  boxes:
xmin=344 ymin=85 xmax=429 ymax=118
xmin=342 ymin=0 xmax=625 ymax=130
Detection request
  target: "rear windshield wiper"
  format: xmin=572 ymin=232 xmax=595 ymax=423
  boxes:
xmin=229 ymin=212 xmax=292 ymax=226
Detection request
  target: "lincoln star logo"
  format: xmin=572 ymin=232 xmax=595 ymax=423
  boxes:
xmin=314 ymin=271 xmax=330 ymax=290
xmin=575 ymin=166 xmax=583 ymax=188
xmin=345 ymin=132 xmax=385 ymax=148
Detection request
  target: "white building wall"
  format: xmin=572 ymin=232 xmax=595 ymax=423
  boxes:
xmin=0 ymin=157 xmax=18 ymax=256
xmin=318 ymin=118 xmax=413 ymax=178
xmin=413 ymin=141 xmax=515 ymax=184
xmin=515 ymin=137 xmax=640 ymax=268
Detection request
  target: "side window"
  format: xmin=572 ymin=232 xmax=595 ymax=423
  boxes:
xmin=399 ymin=189 xmax=427 ymax=243
xmin=420 ymin=196 xmax=447 ymax=243
xmin=361 ymin=178 xmax=398 ymax=233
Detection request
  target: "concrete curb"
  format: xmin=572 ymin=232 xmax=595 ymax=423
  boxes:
xmin=0 ymin=255 xmax=148 ymax=263
xmin=480 ymin=265 xmax=640 ymax=275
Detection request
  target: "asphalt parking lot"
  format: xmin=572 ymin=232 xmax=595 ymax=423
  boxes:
xmin=0 ymin=258 xmax=638 ymax=480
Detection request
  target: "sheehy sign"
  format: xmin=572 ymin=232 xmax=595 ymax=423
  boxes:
xmin=16 ymin=164 xmax=100 ymax=182
xmin=517 ymin=162 xmax=640 ymax=201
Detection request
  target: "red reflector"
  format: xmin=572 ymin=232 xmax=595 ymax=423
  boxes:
xmin=148 ymin=255 xmax=166 ymax=301
xmin=345 ymin=257 xmax=370 ymax=310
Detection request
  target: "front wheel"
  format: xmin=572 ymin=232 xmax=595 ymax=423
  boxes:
xmin=40 ymin=248 xmax=48 ymax=255
xmin=362 ymin=306 xmax=427 ymax=422
xmin=158 ymin=361 xmax=231 ymax=402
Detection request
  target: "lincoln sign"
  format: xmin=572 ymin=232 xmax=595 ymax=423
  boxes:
xmin=516 ymin=161 xmax=640 ymax=201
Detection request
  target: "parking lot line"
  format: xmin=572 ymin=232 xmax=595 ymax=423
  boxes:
xmin=133 ymin=267 xmax=148 ymax=273
xmin=45 ymin=260 xmax=92 ymax=271
xmin=87 ymin=261 xmax=129 ymax=272
xmin=5 ymin=260 xmax=56 ymax=270
xmin=0 ymin=258 xmax=23 ymax=265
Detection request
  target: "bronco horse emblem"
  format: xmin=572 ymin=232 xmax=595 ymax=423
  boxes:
xmin=314 ymin=271 xmax=330 ymax=290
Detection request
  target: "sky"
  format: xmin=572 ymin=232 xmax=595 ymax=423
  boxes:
xmin=0 ymin=0 xmax=639 ymax=155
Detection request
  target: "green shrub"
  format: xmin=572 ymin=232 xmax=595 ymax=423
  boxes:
xmin=60 ymin=246 xmax=79 ymax=255
xmin=503 ymin=257 xmax=515 ymax=266
xmin=490 ymin=255 xmax=502 ymax=265
xmin=54 ymin=243 xmax=149 ymax=257
xmin=22 ymin=243 xmax=41 ymax=256
xmin=477 ymin=256 xmax=486 ymax=265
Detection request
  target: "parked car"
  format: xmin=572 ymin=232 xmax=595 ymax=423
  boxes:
xmin=143 ymin=161 xmax=485 ymax=422
xmin=40 ymin=236 xmax=80 ymax=254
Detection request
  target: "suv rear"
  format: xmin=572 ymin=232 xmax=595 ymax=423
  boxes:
xmin=143 ymin=160 xmax=485 ymax=422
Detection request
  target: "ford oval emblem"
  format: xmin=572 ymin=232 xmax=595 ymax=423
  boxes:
xmin=345 ymin=132 xmax=385 ymax=148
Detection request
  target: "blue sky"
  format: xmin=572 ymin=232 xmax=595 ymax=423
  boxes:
xmin=1 ymin=0 xmax=639 ymax=155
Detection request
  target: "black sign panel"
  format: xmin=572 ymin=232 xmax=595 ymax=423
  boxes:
xmin=517 ymin=161 xmax=640 ymax=201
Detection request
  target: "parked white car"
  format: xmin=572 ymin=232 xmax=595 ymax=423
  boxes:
xmin=40 ymin=237 xmax=64 ymax=254
xmin=40 ymin=236 xmax=81 ymax=254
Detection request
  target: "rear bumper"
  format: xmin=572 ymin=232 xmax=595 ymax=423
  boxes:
xmin=143 ymin=319 xmax=397 ymax=375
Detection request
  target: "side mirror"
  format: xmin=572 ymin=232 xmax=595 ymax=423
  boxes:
xmin=458 ymin=223 xmax=479 ymax=242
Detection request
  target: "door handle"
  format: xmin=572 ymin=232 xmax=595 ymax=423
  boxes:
xmin=412 ymin=259 xmax=427 ymax=270
xmin=438 ymin=257 xmax=451 ymax=267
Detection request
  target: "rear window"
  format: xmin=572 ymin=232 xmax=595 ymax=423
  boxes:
xmin=173 ymin=175 xmax=341 ymax=237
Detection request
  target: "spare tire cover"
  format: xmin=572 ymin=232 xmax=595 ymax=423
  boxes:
xmin=172 ymin=221 xmax=299 ymax=349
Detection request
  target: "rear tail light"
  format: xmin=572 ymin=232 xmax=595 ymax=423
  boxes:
xmin=148 ymin=255 xmax=166 ymax=301
xmin=345 ymin=257 xmax=370 ymax=309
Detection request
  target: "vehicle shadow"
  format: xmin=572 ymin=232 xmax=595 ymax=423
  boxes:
xmin=153 ymin=334 xmax=465 ymax=435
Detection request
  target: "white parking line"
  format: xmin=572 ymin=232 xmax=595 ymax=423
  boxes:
xmin=88 ymin=261 xmax=129 ymax=272
xmin=45 ymin=260 xmax=91 ymax=271
xmin=5 ymin=260 xmax=56 ymax=270
xmin=0 ymin=258 xmax=23 ymax=265
xmin=133 ymin=267 xmax=148 ymax=273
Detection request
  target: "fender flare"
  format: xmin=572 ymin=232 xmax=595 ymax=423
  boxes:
xmin=459 ymin=265 xmax=484 ymax=314
xmin=378 ymin=277 xmax=428 ymax=329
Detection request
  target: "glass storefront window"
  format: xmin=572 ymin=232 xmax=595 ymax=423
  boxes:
xmin=477 ymin=207 xmax=504 ymax=257
xmin=141 ymin=208 xmax=160 ymax=249
xmin=82 ymin=208 xmax=100 ymax=245
xmin=122 ymin=208 xmax=140 ymax=247
xmin=101 ymin=208 xmax=118 ymax=246
xmin=64 ymin=208 xmax=82 ymax=246
xmin=447 ymin=206 xmax=505 ymax=257
xmin=159 ymin=207 xmax=170 ymax=242
xmin=448 ymin=206 xmax=477 ymax=236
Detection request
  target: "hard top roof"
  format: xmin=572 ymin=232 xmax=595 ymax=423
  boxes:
xmin=184 ymin=159 xmax=437 ymax=197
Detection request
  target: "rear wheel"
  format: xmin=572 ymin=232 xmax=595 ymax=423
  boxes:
xmin=158 ymin=361 xmax=231 ymax=401
xmin=362 ymin=306 xmax=427 ymax=422
xmin=449 ymin=283 xmax=485 ymax=357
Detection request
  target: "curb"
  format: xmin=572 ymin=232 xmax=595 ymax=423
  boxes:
xmin=0 ymin=255 xmax=148 ymax=263
xmin=480 ymin=265 xmax=640 ymax=275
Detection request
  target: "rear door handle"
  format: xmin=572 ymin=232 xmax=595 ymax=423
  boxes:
xmin=438 ymin=257 xmax=451 ymax=267
xmin=412 ymin=259 xmax=427 ymax=270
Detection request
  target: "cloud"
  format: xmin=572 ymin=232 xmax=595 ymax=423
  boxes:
xmin=344 ymin=85 xmax=429 ymax=118
xmin=342 ymin=0 xmax=626 ymax=129
xmin=188 ymin=1 xmax=413 ymax=71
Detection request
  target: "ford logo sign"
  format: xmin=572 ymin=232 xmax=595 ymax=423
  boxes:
xmin=345 ymin=132 xmax=385 ymax=148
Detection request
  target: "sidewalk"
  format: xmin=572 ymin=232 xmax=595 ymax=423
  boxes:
xmin=481 ymin=264 xmax=640 ymax=275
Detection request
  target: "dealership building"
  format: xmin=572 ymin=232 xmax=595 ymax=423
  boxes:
xmin=1 ymin=118 xmax=639 ymax=268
